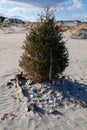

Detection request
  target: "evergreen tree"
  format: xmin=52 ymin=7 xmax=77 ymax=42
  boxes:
xmin=19 ymin=7 xmax=69 ymax=82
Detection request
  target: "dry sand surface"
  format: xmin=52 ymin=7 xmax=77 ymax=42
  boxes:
xmin=0 ymin=28 xmax=87 ymax=130
xmin=0 ymin=32 xmax=25 ymax=85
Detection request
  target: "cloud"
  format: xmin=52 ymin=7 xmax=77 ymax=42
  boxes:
xmin=0 ymin=0 xmax=41 ymax=21
xmin=0 ymin=0 xmax=86 ymax=21
xmin=0 ymin=0 xmax=69 ymax=21
xmin=0 ymin=7 xmax=7 ymax=16
xmin=73 ymin=13 xmax=87 ymax=21
xmin=68 ymin=0 xmax=84 ymax=10
xmin=0 ymin=0 xmax=67 ymax=8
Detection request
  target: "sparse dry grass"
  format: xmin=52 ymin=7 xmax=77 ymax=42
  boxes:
xmin=69 ymin=24 xmax=87 ymax=36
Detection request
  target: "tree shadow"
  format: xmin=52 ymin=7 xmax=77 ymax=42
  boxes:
xmin=50 ymin=110 xmax=64 ymax=116
xmin=35 ymin=106 xmax=64 ymax=118
xmin=35 ymin=106 xmax=46 ymax=118
xmin=46 ymin=77 xmax=87 ymax=108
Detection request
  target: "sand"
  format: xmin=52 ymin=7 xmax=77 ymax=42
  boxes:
xmin=0 ymin=27 xmax=87 ymax=130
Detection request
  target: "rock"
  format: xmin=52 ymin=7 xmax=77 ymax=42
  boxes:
xmin=31 ymin=87 xmax=37 ymax=93
xmin=30 ymin=94 xmax=34 ymax=98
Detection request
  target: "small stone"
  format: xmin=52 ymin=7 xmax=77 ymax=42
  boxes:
xmin=30 ymin=94 xmax=34 ymax=98
xmin=31 ymin=87 xmax=37 ymax=93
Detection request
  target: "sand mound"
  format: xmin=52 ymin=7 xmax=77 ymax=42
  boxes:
xmin=69 ymin=24 xmax=87 ymax=39
xmin=0 ymin=73 xmax=87 ymax=130
xmin=0 ymin=28 xmax=87 ymax=130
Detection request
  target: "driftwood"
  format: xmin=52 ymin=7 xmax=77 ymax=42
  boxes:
xmin=75 ymin=100 xmax=86 ymax=107
xmin=28 ymin=103 xmax=37 ymax=113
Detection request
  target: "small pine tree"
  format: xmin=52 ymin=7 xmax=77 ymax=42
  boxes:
xmin=19 ymin=7 xmax=69 ymax=82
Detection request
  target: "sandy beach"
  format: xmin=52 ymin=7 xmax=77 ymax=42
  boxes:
xmin=0 ymin=27 xmax=87 ymax=130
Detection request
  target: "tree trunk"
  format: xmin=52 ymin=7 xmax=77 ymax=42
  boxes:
xmin=49 ymin=49 xmax=52 ymax=81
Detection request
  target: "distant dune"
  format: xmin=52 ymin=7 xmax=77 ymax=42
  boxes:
xmin=69 ymin=24 xmax=87 ymax=39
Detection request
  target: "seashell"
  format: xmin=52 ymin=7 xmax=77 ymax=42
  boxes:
xmin=9 ymin=112 xmax=14 ymax=116
xmin=48 ymin=90 xmax=53 ymax=95
xmin=49 ymin=100 xmax=53 ymax=104
xmin=57 ymin=92 xmax=64 ymax=97
xmin=0 ymin=113 xmax=7 ymax=120
xmin=49 ymin=108 xmax=56 ymax=113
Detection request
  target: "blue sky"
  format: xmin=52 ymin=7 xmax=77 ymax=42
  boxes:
xmin=0 ymin=0 xmax=87 ymax=22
